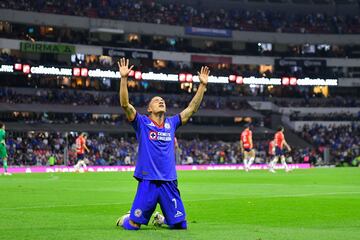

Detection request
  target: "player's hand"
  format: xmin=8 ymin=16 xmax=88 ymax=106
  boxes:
xmin=198 ymin=66 xmax=210 ymax=86
xmin=288 ymin=147 xmax=292 ymax=152
xmin=118 ymin=58 xmax=134 ymax=78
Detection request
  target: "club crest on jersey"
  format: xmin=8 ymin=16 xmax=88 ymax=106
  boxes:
xmin=149 ymin=131 xmax=157 ymax=140
xmin=134 ymin=209 xmax=142 ymax=217
xmin=148 ymin=131 xmax=172 ymax=141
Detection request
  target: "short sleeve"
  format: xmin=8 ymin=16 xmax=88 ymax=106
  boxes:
xmin=168 ymin=114 xmax=182 ymax=131
xmin=130 ymin=112 xmax=143 ymax=132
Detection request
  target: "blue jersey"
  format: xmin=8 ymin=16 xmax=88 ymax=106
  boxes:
xmin=130 ymin=113 xmax=182 ymax=181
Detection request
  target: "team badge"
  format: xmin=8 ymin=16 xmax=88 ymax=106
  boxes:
xmin=149 ymin=131 xmax=157 ymax=140
xmin=134 ymin=209 xmax=142 ymax=217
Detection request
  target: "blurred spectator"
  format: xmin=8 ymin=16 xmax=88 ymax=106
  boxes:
xmin=0 ymin=87 xmax=252 ymax=110
xmin=300 ymin=124 xmax=360 ymax=166
xmin=290 ymin=112 xmax=359 ymax=121
xmin=274 ymin=97 xmax=360 ymax=108
xmin=1 ymin=0 xmax=359 ymax=34
xmin=3 ymin=132 xmax=305 ymax=166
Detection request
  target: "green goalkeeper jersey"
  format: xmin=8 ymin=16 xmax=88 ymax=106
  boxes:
xmin=0 ymin=129 xmax=5 ymax=145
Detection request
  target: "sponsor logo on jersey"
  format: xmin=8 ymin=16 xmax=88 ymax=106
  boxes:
xmin=164 ymin=123 xmax=171 ymax=129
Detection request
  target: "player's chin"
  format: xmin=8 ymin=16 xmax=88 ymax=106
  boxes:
xmin=157 ymin=107 xmax=166 ymax=113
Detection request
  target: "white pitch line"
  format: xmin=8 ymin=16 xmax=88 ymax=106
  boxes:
xmin=1 ymin=191 xmax=360 ymax=211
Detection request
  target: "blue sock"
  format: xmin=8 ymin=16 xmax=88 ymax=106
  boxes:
xmin=122 ymin=217 xmax=140 ymax=230
xmin=168 ymin=220 xmax=187 ymax=230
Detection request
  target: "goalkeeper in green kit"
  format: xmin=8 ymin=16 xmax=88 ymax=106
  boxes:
xmin=0 ymin=122 xmax=11 ymax=176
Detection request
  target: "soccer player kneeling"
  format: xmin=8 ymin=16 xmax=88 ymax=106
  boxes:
xmin=116 ymin=58 xmax=210 ymax=230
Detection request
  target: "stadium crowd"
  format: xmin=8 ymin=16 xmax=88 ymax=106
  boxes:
xmin=0 ymin=87 xmax=252 ymax=110
xmin=2 ymin=132 xmax=308 ymax=167
xmin=290 ymin=112 xmax=360 ymax=121
xmin=0 ymin=26 xmax=354 ymax=58
xmin=300 ymin=124 xmax=360 ymax=165
xmin=0 ymin=112 xmax=125 ymax=126
xmin=274 ymin=97 xmax=360 ymax=108
xmin=0 ymin=112 xmax=262 ymax=127
xmin=1 ymin=0 xmax=360 ymax=34
xmin=4 ymin=133 xmax=138 ymax=166
xmin=2 ymin=85 xmax=356 ymax=110
xmin=179 ymin=139 xmax=308 ymax=165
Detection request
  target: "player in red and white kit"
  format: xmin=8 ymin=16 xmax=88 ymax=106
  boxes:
xmin=240 ymin=124 xmax=255 ymax=171
xmin=268 ymin=126 xmax=291 ymax=173
xmin=74 ymin=132 xmax=90 ymax=171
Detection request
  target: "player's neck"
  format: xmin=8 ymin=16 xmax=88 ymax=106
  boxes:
xmin=149 ymin=113 xmax=165 ymax=127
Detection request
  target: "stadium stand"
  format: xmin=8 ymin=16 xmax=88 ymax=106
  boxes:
xmin=1 ymin=2 xmax=360 ymax=239
xmin=5 ymin=132 xmax=308 ymax=167
xmin=300 ymin=124 xmax=360 ymax=165
xmin=1 ymin=0 xmax=360 ymax=34
xmin=0 ymin=0 xmax=359 ymax=167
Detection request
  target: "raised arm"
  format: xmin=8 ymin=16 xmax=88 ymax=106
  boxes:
xmin=180 ymin=66 xmax=210 ymax=125
xmin=118 ymin=58 xmax=136 ymax=121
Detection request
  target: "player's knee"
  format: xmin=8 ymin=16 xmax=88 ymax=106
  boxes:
xmin=169 ymin=220 xmax=187 ymax=230
xmin=123 ymin=217 xmax=141 ymax=230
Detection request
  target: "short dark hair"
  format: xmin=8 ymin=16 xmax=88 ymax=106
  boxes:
xmin=0 ymin=122 xmax=4 ymax=128
xmin=277 ymin=126 xmax=284 ymax=132
xmin=148 ymin=96 xmax=164 ymax=109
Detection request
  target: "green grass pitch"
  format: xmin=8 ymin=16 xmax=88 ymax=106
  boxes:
xmin=0 ymin=168 xmax=359 ymax=240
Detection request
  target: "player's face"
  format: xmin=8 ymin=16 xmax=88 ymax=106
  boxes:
xmin=148 ymin=96 xmax=166 ymax=114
